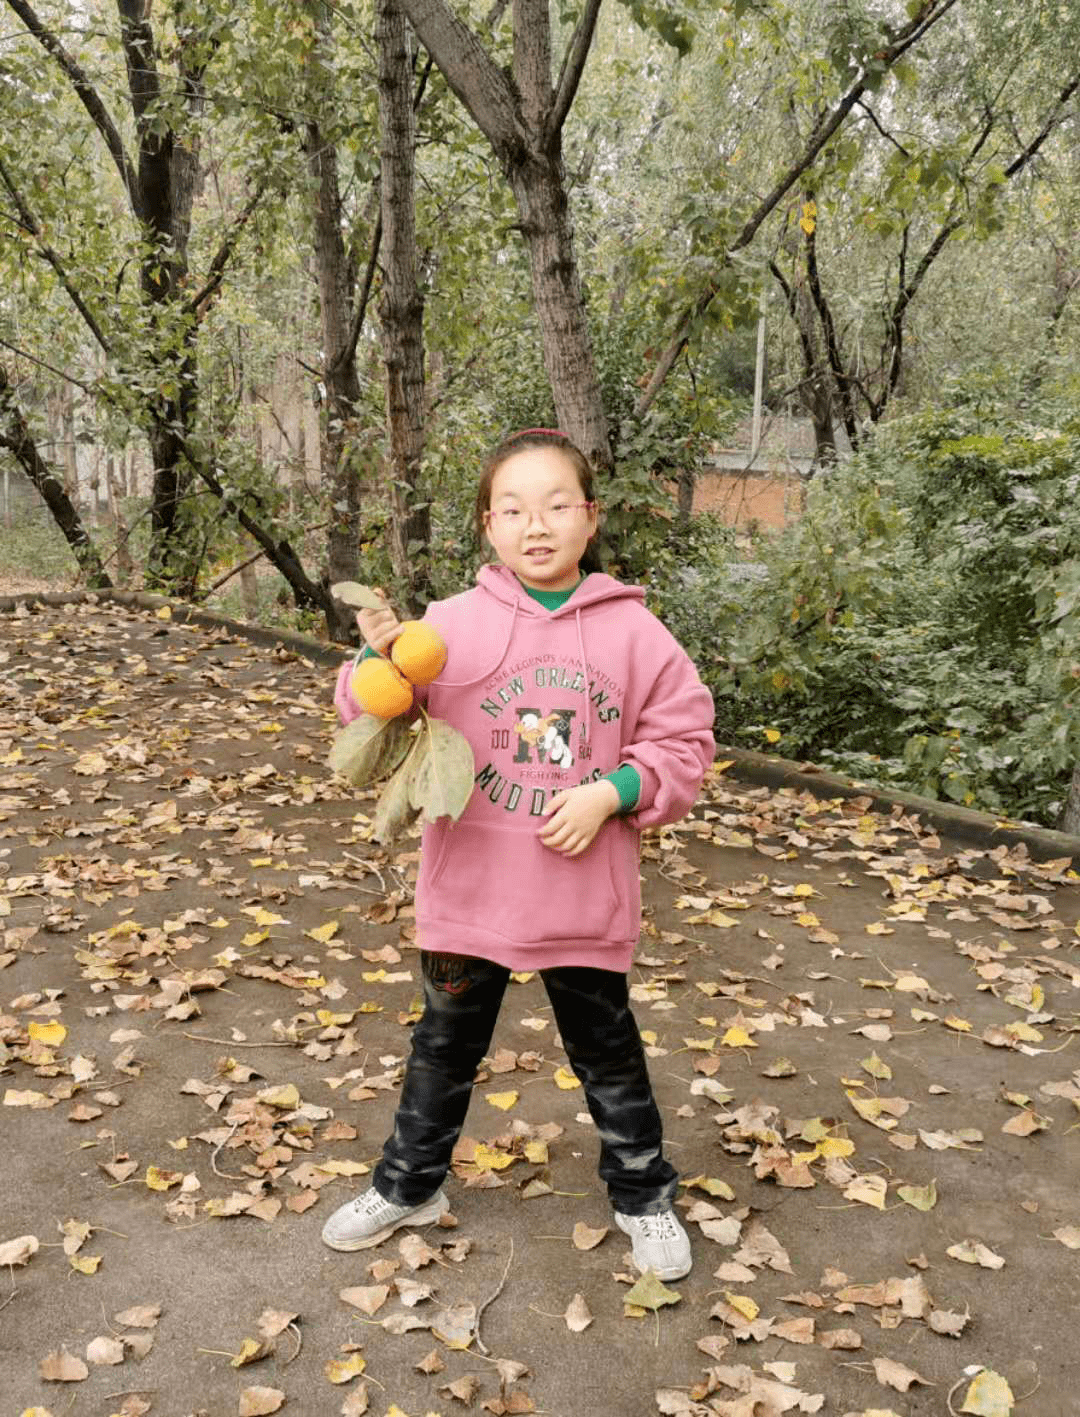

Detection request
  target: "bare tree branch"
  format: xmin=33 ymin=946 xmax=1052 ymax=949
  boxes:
xmin=4 ymin=0 xmax=138 ymax=206
xmin=635 ymin=0 xmax=961 ymax=418
xmin=548 ymin=0 xmax=603 ymax=143
xmin=854 ymin=98 xmax=911 ymax=157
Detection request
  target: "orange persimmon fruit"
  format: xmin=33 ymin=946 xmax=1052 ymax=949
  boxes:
xmin=350 ymin=656 xmax=414 ymax=718
xmin=391 ymin=621 xmax=447 ymax=686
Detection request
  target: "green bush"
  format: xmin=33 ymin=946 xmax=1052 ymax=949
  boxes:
xmin=702 ymin=386 xmax=1080 ymax=828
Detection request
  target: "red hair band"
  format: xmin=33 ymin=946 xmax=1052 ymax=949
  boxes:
xmin=508 ymin=427 xmax=569 ymax=439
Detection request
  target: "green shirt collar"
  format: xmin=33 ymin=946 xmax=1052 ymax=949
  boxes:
xmin=515 ymin=574 xmax=587 ymax=610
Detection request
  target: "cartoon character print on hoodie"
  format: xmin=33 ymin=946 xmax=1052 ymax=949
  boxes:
xmin=335 ymin=565 xmax=715 ymax=974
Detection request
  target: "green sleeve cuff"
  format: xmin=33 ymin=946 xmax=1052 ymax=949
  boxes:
xmin=604 ymin=763 xmax=641 ymax=813
xmin=360 ymin=644 xmax=379 ymax=661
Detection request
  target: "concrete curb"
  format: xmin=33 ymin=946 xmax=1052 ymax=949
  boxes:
xmin=0 ymin=588 xmax=346 ymax=668
xmin=716 ymin=746 xmax=1080 ymax=865
xmin=3 ymin=589 xmax=1078 ymax=866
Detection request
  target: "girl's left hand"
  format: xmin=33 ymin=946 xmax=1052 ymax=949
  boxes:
xmin=538 ymin=781 xmax=621 ymax=857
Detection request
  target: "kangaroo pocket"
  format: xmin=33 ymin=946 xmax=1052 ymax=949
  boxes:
xmin=424 ymin=820 xmax=624 ymax=943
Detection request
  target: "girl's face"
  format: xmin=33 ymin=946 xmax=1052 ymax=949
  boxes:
xmin=483 ymin=446 xmax=599 ymax=592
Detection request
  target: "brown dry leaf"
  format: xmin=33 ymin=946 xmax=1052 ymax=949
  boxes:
xmin=441 ymin=1374 xmax=481 ymax=1403
xmin=928 ymin=1307 xmax=970 ymax=1337
xmin=872 ymin=1356 xmax=930 ymax=1393
xmin=1053 ymin=1226 xmax=1080 ymax=1249
xmin=947 ymin=1239 xmax=1005 ymax=1269
xmin=0 ymin=1233 xmax=38 ymax=1266
xmin=60 ymin=1219 xmax=92 ymax=1255
xmin=340 ymin=1285 xmax=390 ymax=1316
xmin=416 ymin=1348 xmax=446 ymax=1374
xmin=564 ymin=1293 xmax=593 ymax=1332
xmin=772 ymin=1316 xmax=815 ymax=1344
xmin=238 ymin=1386 xmax=286 ymax=1415
xmin=340 ymin=1385 xmax=369 ymax=1416
xmin=86 ymin=1335 xmax=125 ymax=1365
xmin=818 ymin=1329 xmax=862 ymax=1350
xmin=1001 ymin=1109 xmax=1048 ymax=1136
xmin=572 ymin=1221 xmax=608 ymax=1251
xmin=696 ymin=1334 xmax=731 ymax=1359
xmin=398 ymin=1233 xmax=439 ymax=1269
xmin=40 ymin=1347 xmax=89 ymax=1381
xmin=114 ymin=1303 xmax=162 ymax=1328
xmin=257 ymin=1309 xmax=298 ymax=1339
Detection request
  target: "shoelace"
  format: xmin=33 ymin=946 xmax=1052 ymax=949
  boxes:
xmin=637 ymin=1212 xmax=680 ymax=1241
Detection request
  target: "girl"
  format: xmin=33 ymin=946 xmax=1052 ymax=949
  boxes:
xmin=324 ymin=430 xmax=715 ymax=1281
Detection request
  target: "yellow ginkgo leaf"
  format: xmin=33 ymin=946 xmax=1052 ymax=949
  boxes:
xmin=256 ymin=1084 xmax=300 ymax=1110
xmin=524 ymin=1140 xmax=548 ymax=1164
xmin=553 ymin=1065 xmax=581 ymax=1090
xmin=70 ymin=1254 xmax=102 ymax=1274
xmin=818 ymin=1136 xmax=855 ymax=1159
xmin=325 ymin=1352 xmax=367 ymax=1384
xmin=306 ymin=921 xmax=339 ymax=944
xmin=763 ymin=728 xmax=781 ymax=743
xmin=316 ymin=1009 xmax=355 ymax=1027
xmin=145 ymin=1166 xmax=183 ymax=1191
xmin=943 ymin=1015 xmax=972 ymax=1032
xmin=247 ymin=908 xmax=286 ymax=926
xmin=242 ymin=930 xmax=269 ymax=948
xmin=28 ymin=1021 xmax=67 ymax=1047
xmin=721 ymin=1026 xmax=757 ymax=1049
xmin=723 ymin=1290 xmax=759 ymax=1321
xmin=485 ymin=1091 xmax=519 ymax=1111
xmin=959 ymin=1368 xmax=1014 ymax=1417
xmin=472 ymin=1144 xmax=516 ymax=1171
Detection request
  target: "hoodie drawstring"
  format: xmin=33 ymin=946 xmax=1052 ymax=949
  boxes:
xmin=574 ymin=606 xmax=591 ymax=750
xmin=435 ymin=596 xmax=519 ymax=689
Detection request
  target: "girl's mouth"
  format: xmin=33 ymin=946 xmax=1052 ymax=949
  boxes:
xmin=525 ymin=548 xmax=553 ymax=558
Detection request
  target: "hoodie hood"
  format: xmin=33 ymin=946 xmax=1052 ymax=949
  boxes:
xmin=434 ymin=563 xmax=647 ymax=747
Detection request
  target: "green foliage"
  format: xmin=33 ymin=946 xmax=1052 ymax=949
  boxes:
xmin=705 ymin=381 xmax=1080 ymax=828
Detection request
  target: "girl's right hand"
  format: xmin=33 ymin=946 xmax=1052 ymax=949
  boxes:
xmin=356 ymin=589 xmax=402 ymax=656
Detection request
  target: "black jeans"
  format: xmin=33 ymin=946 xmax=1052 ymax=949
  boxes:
xmin=373 ymin=951 xmax=678 ymax=1216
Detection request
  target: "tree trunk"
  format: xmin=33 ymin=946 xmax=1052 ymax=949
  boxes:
xmin=106 ymin=454 xmax=134 ymax=585
xmin=304 ymin=0 xmax=365 ymax=641
xmin=507 ymin=151 xmax=611 ymax=469
xmin=117 ymin=0 xmax=204 ymax=594
xmin=0 ymin=365 xmax=111 ymax=588
xmin=1061 ymin=762 xmax=1080 ymax=836
xmin=378 ymin=0 xmax=432 ymax=615
xmin=398 ymin=0 xmax=611 ymax=468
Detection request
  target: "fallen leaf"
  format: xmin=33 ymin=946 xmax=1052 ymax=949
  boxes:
xmin=238 ymin=1386 xmax=286 ymax=1415
xmin=959 ymin=1369 xmax=1014 ymax=1416
xmin=872 ymin=1356 xmax=929 ymax=1392
xmin=897 ymin=1179 xmax=937 ymax=1211
xmin=0 ymin=1234 xmax=38 ymax=1266
xmin=564 ymin=1293 xmax=593 ymax=1332
xmin=572 ymin=1221 xmax=608 ymax=1251
xmin=114 ymin=1303 xmax=161 ymax=1328
xmin=40 ymin=1347 xmax=89 ymax=1381
xmin=86 ymin=1335 xmax=125 ymax=1365
xmin=1053 ymin=1225 xmax=1080 ymax=1249
xmin=947 ymin=1239 xmax=1005 ymax=1269
xmin=340 ymin=1285 xmax=389 ymax=1316
xmin=325 ymin=1353 xmax=367 ymax=1383
xmin=625 ymin=1272 xmax=683 ymax=1312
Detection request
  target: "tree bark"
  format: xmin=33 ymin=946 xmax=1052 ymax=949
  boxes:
xmin=0 ymin=366 xmax=111 ymax=588
xmin=398 ymin=0 xmax=611 ymax=468
xmin=1061 ymin=763 xmax=1080 ymax=836
xmin=304 ymin=0 xmax=368 ymax=641
xmin=378 ymin=0 xmax=432 ymax=615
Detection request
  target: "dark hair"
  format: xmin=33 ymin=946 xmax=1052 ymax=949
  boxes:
xmin=473 ymin=430 xmax=604 ymax=574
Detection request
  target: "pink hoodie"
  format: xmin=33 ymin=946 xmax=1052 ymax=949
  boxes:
xmin=334 ymin=565 xmax=715 ymax=972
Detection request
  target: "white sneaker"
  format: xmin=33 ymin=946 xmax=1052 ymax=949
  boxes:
xmin=614 ymin=1208 xmax=692 ymax=1281
xmin=321 ymin=1186 xmax=449 ymax=1252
